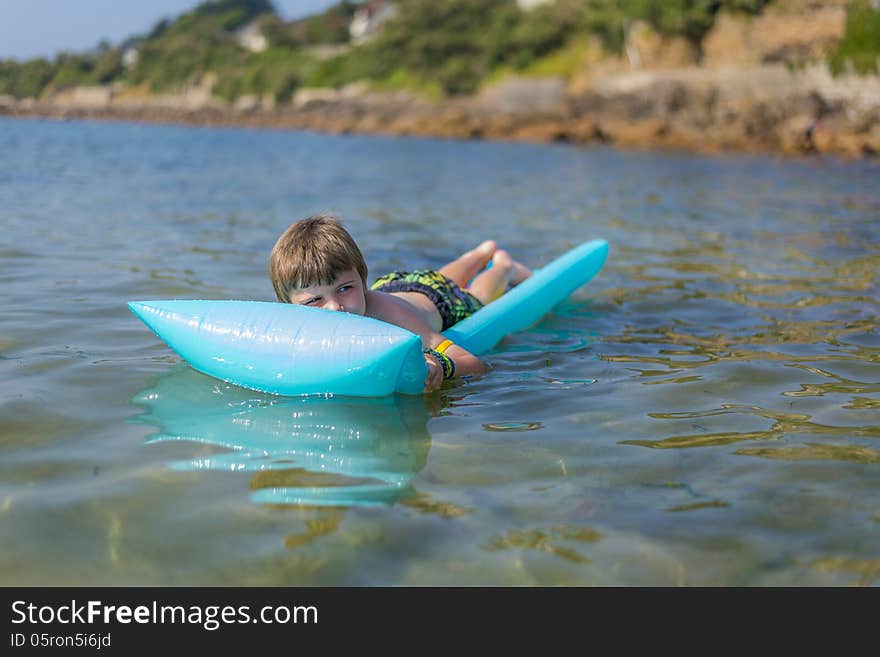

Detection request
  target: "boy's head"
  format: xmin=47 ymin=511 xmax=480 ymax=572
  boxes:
xmin=269 ymin=214 xmax=368 ymax=304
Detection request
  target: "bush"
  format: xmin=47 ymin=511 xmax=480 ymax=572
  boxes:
xmin=174 ymin=0 xmax=274 ymax=33
xmin=44 ymin=44 xmax=123 ymax=90
xmin=123 ymin=0 xmax=287 ymax=93
xmin=640 ymin=0 xmax=718 ymax=44
xmin=580 ymin=0 xmax=772 ymax=52
xmin=214 ymin=47 xmax=306 ymax=101
xmin=126 ymin=31 xmax=244 ymax=92
xmin=580 ymin=0 xmax=630 ymax=53
xmin=0 ymin=58 xmax=56 ymax=98
xmin=829 ymin=0 xmax=880 ymax=75
xmin=487 ymin=0 xmax=583 ymax=69
xmin=355 ymin=0 xmax=506 ymax=93
xmin=92 ymin=43 xmax=124 ymax=83
xmin=294 ymin=1 xmax=357 ymax=45
xmin=436 ymin=56 xmax=482 ymax=95
xmin=303 ymin=48 xmax=381 ymax=88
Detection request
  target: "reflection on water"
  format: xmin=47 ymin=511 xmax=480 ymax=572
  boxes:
xmin=483 ymin=422 xmax=544 ymax=432
xmin=131 ymin=366 xmax=432 ymax=508
xmin=620 ymin=403 xmax=880 ymax=450
xmin=485 ymin=525 xmax=602 ymax=564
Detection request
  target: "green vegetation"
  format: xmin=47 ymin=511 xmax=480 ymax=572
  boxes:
xmin=123 ymin=0 xmax=275 ymax=93
xmin=829 ymin=0 xmax=880 ymax=76
xmin=358 ymin=0 xmax=512 ymax=95
xmin=212 ymin=47 xmax=305 ymax=102
xmin=348 ymin=0 xmax=773 ymax=95
xmin=0 ymin=40 xmax=123 ymax=99
xmin=578 ymin=0 xmax=770 ymax=52
xmin=0 ymin=0 xmax=277 ymax=98
xmin=52 ymin=42 xmax=123 ymax=87
xmin=127 ymin=0 xmax=351 ymax=100
xmin=4 ymin=0 xmax=862 ymax=105
xmin=0 ymin=58 xmax=56 ymax=98
xmin=265 ymin=1 xmax=357 ymax=47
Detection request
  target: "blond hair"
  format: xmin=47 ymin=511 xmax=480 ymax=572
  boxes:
xmin=269 ymin=215 xmax=368 ymax=302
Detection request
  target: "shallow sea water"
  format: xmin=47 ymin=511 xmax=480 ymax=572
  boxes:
xmin=0 ymin=116 xmax=877 ymax=586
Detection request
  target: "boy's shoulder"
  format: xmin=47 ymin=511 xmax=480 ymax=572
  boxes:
xmin=365 ymin=289 xmax=411 ymax=322
xmin=365 ymin=289 xmax=432 ymax=338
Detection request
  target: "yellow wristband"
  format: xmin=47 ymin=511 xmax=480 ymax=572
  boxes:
xmin=434 ymin=339 xmax=454 ymax=354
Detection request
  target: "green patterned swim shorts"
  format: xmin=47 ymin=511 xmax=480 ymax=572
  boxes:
xmin=371 ymin=269 xmax=484 ymax=331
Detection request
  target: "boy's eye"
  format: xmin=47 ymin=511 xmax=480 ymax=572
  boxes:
xmin=337 ymin=285 xmax=352 ymax=293
xmin=304 ymin=297 xmax=319 ymax=305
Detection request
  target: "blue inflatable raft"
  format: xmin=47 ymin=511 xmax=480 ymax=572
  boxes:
xmin=129 ymin=238 xmax=608 ymax=396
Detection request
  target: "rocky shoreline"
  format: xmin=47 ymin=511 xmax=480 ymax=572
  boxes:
xmin=4 ymin=62 xmax=879 ymax=160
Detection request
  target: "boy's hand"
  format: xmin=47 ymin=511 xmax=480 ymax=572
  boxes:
xmin=424 ymin=354 xmax=444 ymax=392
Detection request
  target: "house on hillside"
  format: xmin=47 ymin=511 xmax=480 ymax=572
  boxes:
xmin=122 ymin=48 xmax=140 ymax=69
xmin=120 ymin=38 xmax=142 ymax=70
xmin=236 ymin=18 xmax=268 ymax=53
xmin=350 ymin=1 xmax=396 ymax=45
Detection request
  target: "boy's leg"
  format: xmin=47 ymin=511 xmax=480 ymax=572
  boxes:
xmin=438 ymin=240 xmax=497 ymax=288
xmin=467 ymin=250 xmax=532 ymax=304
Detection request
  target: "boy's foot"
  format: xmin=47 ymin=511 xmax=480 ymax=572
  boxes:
xmin=472 ymin=240 xmax=497 ymax=269
xmin=442 ymin=240 xmax=499 ymax=290
xmin=509 ymin=260 xmax=532 ymax=286
xmin=492 ymin=250 xmax=532 ymax=286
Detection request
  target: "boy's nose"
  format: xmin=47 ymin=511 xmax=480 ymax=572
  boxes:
xmin=325 ymin=299 xmax=343 ymax=311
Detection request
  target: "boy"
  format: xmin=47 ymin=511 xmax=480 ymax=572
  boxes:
xmin=269 ymin=215 xmax=531 ymax=392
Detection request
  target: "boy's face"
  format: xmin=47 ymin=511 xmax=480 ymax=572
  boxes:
xmin=288 ymin=268 xmax=366 ymax=316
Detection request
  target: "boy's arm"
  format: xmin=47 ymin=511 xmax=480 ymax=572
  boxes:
xmin=421 ymin=336 xmax=485 ymax=391
xmin=366 ymin=291 xmax=486 ymax=386
xmin=430 ymin=341 xmax=485 ymax=379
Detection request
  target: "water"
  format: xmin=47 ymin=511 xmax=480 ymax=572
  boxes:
xmin=1 ymin=116 xmax=877 ymax=586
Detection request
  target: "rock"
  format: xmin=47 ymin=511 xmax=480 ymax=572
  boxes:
xmin=625 ymin=21 xmax=699 ymax=70
xmin=291 ymin=87 xmax=343 ymax=109
xmin=780 ymin=115 xmax=822 ymax=154
xmin=599 ymin=118 xmax=669 ymax=148
xmin=51 ymin=85 xmax=113 ymax=109
xmin=477 ymin=76 xmax=567 ymax=115
xmin=559 ymin=117 xmax=608 ymax=144
xmin=233 ymin=95 xmax=261 ymax=112
xmin=703 ymin=1 xmax=847 ymax=68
